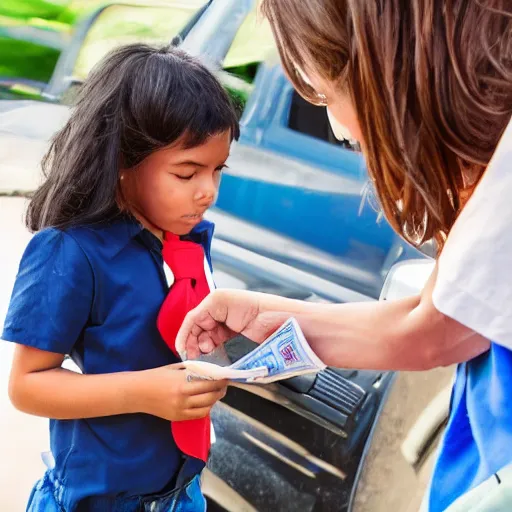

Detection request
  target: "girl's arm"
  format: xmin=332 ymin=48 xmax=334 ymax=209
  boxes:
xmin=178 ymin=265 xmax=490 ymax=370
xmin=9 ymin=344 xmax=227 ymax=421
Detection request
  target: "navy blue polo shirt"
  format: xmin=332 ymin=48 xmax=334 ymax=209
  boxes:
xmin=2 ymin=216 xmax=214 ymax=510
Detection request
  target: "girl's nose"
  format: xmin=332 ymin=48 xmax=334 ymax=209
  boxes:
xmin=194 ymin=182 xmax=216 ymax=204
xmin=194 ymin=172 xmax=219 ymax=204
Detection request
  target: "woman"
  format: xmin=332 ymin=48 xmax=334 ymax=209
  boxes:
xmin=177 ymin=1 xmax=512 ymax=511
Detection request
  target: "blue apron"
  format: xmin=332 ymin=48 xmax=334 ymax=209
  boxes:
xmin=428 ymin=343 xmax=512 ymax=511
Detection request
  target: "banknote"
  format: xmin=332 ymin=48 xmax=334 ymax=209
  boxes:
xmin=183 ymin=318 xmax=326 ymax=383
xmin=183 ymin=360 xmax=268 ymax=381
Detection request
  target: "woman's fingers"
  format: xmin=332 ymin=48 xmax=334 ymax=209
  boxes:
xmin=197 ymin=331 xmax=217 ymax=354
xmin=176 ymin=290 xmax=262 ymax=360
xmin=176 ymin=307 xmax=209 ymax=359
xmin=195 ymin=322 xmax=239 ymax=356
xmin=178 ymin=314 xmax=219 ymax=359
xmin=212 ymin=323 xmax=237 ymax=347
xmin=176 ymin=290 xmax=231 ymax=358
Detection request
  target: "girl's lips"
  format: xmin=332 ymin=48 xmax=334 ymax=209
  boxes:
xmin=182 ymin=213 xmax=204 ymax=223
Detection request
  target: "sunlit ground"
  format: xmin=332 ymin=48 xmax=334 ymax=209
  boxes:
xmin=0 ymin=197 xmax=47 ymax=511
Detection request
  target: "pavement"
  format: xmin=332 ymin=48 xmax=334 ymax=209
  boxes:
xmin=0 ymin=197 xmax=48 ymax=511
xmin=0 ymin=100 xmax=70 ymax=194
xmin=0 ymin=101 xmax=64 ymax=509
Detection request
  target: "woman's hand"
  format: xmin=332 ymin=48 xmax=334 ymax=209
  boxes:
xmin=176 ymin=289 xmax=290 ymax=360
xmin=136 ymin=363 xmax=228 ymax=421
xmin=176 ymin=269 xmax=491 ymax=371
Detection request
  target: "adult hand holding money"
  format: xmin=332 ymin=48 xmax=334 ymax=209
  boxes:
xmin=183 ymin=318 xmax=326 ymax=383
xmin=176 ymin=289 xmax=291 ymax=360
xmin=176 ymin=289 xmax=331 ymax=384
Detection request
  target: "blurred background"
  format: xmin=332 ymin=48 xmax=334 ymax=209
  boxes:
xmin=0 ymin=0 xmax=273 ymax=104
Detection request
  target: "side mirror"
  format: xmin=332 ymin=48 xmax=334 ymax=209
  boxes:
xmin=380 ymin=259 xmax=435 ymax=301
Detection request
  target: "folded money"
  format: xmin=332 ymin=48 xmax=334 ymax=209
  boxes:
xmin=183 ymin=317 xmax=326 ymax=383
xmin=184 ymin=361 xmax=268 ymax=381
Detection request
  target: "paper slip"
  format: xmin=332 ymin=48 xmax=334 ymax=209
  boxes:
xmin=184 ymin=361 xmax=268 ymax=381
xmin=183 ymin=318 xmax=326 ymax=384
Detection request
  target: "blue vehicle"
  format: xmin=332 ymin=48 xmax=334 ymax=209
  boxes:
xmin=213 ymin=61 xmax=426 ymax=298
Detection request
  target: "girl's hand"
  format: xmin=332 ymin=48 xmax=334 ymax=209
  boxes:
xmin=176 ymin=289 xmax=289 ymax=360
xmin=8 ymin=346 xmax=229 ymax=421
xmin=136 ymin=363 xmax=228 ymax=421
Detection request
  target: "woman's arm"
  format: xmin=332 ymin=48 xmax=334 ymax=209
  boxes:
xmin=9 ymin=344 xmax=227 ymax=421
xmin=285 ymin=266 xmax=490 ymax=370
xmin=178 ymin=265 xmax=490 ymax=370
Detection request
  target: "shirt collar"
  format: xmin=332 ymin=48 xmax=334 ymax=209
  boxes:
xmin=181 ymin=219 xmax=215 ymax=261
xmin=94 ymin=215 xmax=215 ymax=259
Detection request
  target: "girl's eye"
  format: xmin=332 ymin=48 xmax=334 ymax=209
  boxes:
xmin=174 ymin=174 xmax=195 ymax=181
xmin=215 ymin=165 xmax=227 ymax=173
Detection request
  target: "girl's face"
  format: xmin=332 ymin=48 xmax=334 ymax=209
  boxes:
xmin=121 ymin=130 xmax=231 ymax=238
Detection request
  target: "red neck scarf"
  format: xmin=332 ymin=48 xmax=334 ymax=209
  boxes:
xmin=157 ymin=232 xmax=211 ymax=462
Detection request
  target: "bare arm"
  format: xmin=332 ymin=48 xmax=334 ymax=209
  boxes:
xmin=179 ymin=265 xmax=490 ymax=370
xmin=9 ymin=344 xmax=227 ymax=421
xmin=282 ymin=266 xmax=490 ymax=370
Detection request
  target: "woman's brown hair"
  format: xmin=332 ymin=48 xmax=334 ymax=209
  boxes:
xmin=262 ymin=0 xmax=512 ymax=249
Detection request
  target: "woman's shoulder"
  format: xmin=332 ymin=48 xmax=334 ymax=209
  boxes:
xmin=433 ymin=117 xmax=512 ymax=350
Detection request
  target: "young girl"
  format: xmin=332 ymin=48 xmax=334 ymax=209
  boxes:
xmin=3 ymin=43 xmax=239 ymax=511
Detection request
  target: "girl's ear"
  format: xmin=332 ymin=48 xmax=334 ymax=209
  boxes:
xmin=119 ymin=152 xmax=129 ymax=173
xmin=117 ymin=171 xmax=131 ymax=213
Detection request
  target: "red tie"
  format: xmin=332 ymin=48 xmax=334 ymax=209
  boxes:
xmin=157 ymin=232 xmax=211 ymax=462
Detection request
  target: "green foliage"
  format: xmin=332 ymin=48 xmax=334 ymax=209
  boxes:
xmin=0 ymin=0 xmax=275 ymax=103
xmin=0 ymin=36 xmax=59 ymax=82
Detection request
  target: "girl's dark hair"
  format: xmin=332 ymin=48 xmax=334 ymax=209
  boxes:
xmin=27 ymin=43 xmax=240 ymax=231
xmin=262 ymin=0 xmax=512 ymax=250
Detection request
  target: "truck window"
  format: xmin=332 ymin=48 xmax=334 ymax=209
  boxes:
xmin=219 ymin=5 xmax=275 ymax=116
xmin=73 ymin=5 xmax=199 ymax=82
xmin=56 ymin=4 xmax=201 ymax=105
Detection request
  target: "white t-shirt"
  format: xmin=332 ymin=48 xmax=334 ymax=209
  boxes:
xmin=433 ymin=117 xmax=512 ymax=349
